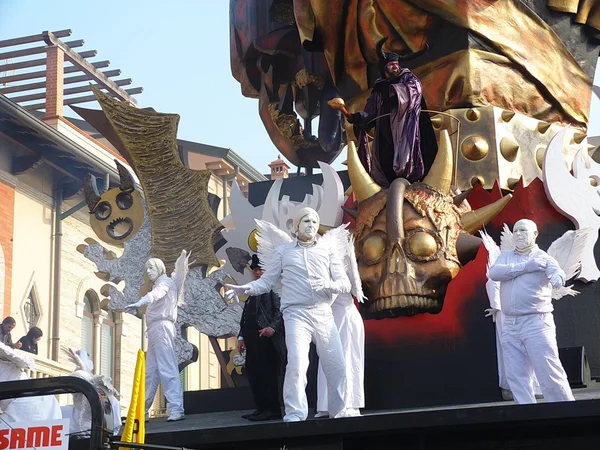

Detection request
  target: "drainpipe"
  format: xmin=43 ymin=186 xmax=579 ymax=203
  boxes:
xmin=51 ymin=174 xmax=110 ymax=361
xmin=51 ymin=179 xmax=63 ymax=361
xmin=222 ymin=166 xmax=239 ymax=217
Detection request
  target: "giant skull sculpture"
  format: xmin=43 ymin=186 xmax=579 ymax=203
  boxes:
xmin=346 ymin=132 xmax=511 ymax=318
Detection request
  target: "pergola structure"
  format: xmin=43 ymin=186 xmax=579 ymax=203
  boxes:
xmin=0 ymin=29 xmax=142 ymax=116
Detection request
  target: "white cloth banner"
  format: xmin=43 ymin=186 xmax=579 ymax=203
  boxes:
xmin=0 ymin=418 xmax=70 ymax=450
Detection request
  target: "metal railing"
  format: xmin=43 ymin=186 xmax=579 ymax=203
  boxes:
xmin=0 ymin=376 xmax=106 ymax=450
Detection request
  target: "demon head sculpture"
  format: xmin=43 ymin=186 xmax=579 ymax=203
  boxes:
xmin=84 ymin=160 xmax=145 ymax=245
xmin=347 ymin=132 xmax=511 ymax=318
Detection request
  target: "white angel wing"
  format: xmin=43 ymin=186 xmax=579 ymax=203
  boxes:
xmin=97 ymin=374 xmax=119 ymax=397
xmin=479 ymin=228 xmax=500 ymax=276
xmin=500 ymin=223 xmax=514 ymax=251
xmin=547 ymin=228 xmax=594 ymax=300
xmin=254 ymin=219 xmax=293 ymax=270
xmin=547 ymin=228 xmax=593 ymax=280
xmin=346 ymin=233 xmax=366 ymax=302
xmin=320 ymin=224 xmax=366 ymax=302
xmin=63 ymin=346 xmax=89 ymax=372
xmin=0 ymin=342 xmax=34 ymax=370
xmin=171 ymin=249 xmax=190 ymax=307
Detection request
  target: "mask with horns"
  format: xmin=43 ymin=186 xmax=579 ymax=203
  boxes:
xmin=377 ymin=38 xmax=429 ymax=77
xmin=84 ymin=159 xmax=145 ymax=245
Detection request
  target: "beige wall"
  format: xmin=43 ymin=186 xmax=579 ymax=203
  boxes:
xmin=7 ymin=174 xmax=142 ymax=412
xmin=10 ymin=190 xmax=53 ymax=357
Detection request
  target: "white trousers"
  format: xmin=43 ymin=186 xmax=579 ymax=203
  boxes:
xmin=316 ymin=294 xmax=364 ymax=413
xmin=145 ymin=320 xmax=184 ymax=415
xmin=282 ymin=303 xmax=347 ymax=422
xmin=501 ymin=313 xmax=574 ymax=404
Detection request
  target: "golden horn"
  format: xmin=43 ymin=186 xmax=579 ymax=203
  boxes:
xmin=422 ymin=129 xmax=453 ymax=194
xmin=347 ymin=140 xmax=382 ymax=203
xmin=460 ymin=194 xmax=512 ymax=234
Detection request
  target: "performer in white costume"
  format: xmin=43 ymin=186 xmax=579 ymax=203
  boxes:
xmin=62 ymin=348 xmax=121 ymax=435
xmin=0 ymin=342 xmax=62 ymax=423
xmin=315 ymin=231 xmax=365 ymax=418
xmin=125 ymin=251 xmax=189 ymax=422
xmin=225 ymin=208 xmax=351 ymax=422
xmin=315 ymin=292 xmax=364 ymax=417
xmin=484 ymin=280 xmax=541 ymax=400
xmin=488 ymin=219 xmax=575 ymax=404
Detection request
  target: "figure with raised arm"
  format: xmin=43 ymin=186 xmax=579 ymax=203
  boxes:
xmin=225 ymin=208 xmax=351 ymax=422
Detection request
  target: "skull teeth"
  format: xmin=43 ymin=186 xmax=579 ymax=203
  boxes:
xmin=370 ymin=295 xmax=440 ymax=312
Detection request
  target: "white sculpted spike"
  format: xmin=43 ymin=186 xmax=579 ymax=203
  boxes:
xmin=543 ymin=130 xmax=600 ymax=282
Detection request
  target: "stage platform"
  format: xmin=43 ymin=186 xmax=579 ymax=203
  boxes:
xmin=71 ymin=384 xmax=600 ymax=450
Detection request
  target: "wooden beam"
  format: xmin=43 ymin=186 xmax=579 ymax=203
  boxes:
xmin=0 ymin=60 xmax=110 ymax=84
xmin=11 ymin=155 xmax=43 ymax=175
xmin=9 ymin=79 xmax=133 ymax=102
xmin=42 ymin=31 xmax=137 ymax=105
xmin=208 ymin=336 xmax=236 ymax=388
xmin=0 ymin=50 xmax=97 ymax=72
xmin=0 ymin=70 xmax=121 ymax=94
xmin=0 ymin=29 xmax=71 ymax=49
xmin=0 ymin=39 xmax=84 ymax=60
xmin=23 ymin=87 xmax=143 ymax=110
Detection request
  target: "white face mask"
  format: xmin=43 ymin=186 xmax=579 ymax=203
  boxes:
xmin=146 ymin=264 xmax=161 ymax=282
xmin=513 ymin=221 xmax=537 ymax=251
xmin=297 ymin=214 xmax=319 ymax=242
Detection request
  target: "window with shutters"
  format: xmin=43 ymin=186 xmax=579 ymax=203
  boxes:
xmin=101 ymin=311 xmax=115 ymax=379
xmin=81 ymin=290 xmax=97 ymax=366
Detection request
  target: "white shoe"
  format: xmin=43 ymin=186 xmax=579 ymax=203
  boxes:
xmin=283 ymin=416 xmax=302 ymax=423
xmin=345 ymin=408 xmax=361 ymax=417
xmin=166 ymin=413 xmax=185 ymax=422
xmin=314 ymin=411 xmax=329 ymax=418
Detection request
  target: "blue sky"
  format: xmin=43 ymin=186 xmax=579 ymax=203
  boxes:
xmin=0 ymin=1 xmax=599 ymax=176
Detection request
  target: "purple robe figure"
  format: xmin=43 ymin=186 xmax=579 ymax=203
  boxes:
xmin=348 ymin=42 xmax=437 ymax=188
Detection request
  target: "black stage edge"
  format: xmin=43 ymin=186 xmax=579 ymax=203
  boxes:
xmin=71 ymin=388 xmax=600 ymax=450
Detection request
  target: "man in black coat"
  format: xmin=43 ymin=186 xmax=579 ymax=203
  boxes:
xmin=238 ymin=254 xmax=285 ymax=421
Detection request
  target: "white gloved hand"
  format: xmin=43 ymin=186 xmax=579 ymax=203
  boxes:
xmin=310 ymin=278 xmax=331 ymax=292
xmin=525 ymin=257 xmax=547 ymax=272
xmin=124 ymin=303 xmax=138 ymax=314
xmin=484 ymin=308 xmax=499 ymax=322
xmin=224 ymin=284 xmax=251 ymax=303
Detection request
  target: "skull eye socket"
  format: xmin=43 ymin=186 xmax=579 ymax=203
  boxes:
xmin=94 ymin=201 xmax=112 ymax=221
xmin=116 ymin=192 xmax=133 ymax=210
xmin=361 ymin=233 xmax=387 ymax=265
xmin=404 ymin=228 xmax=442 ymax=261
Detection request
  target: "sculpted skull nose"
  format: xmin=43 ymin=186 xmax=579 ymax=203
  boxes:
xmin=388 ymin=244 xmax=406 ymax=274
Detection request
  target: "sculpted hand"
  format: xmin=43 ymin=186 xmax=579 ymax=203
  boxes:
xmin=259 ymin=327 xmax=275 ymax=338
xmin=224 ymin=284 xmax=251 ymax=302
xmin=124 ymin=303 xmax=138 ymax=314
xmin=484 ymin=308 xmax=499 ymax=323
xmin=525 ymin=257 xmax=547 ymax=272
xmin=310 ymin=279 xmax=330 ymax=292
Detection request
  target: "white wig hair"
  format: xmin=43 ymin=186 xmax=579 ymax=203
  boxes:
xmin=292 ymin=207 xmax=320 ymax=232
xmin=146 ymin=258 xmax=166 ymax=276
